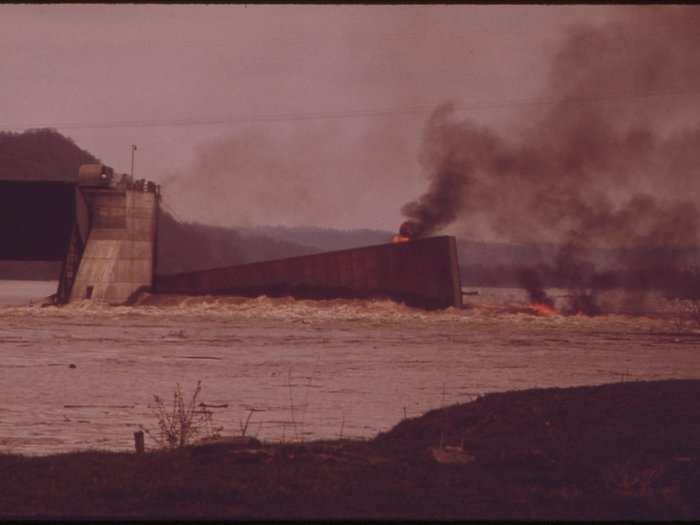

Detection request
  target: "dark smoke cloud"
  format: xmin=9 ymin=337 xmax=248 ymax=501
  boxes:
xmin=517 ymin=267 xmax=554 ymax=308
xmin=161 ymin=119 xmax=421 ymax=230
xmin=402 ymin=6 xmax=700 ymax=311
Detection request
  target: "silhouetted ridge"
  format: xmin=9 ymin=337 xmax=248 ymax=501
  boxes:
xmin=0 ymin=128 xmax=99 ymax=181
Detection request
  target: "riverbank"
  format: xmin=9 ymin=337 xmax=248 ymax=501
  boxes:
xmin=1 ymin=379 xmax=699 ymax=519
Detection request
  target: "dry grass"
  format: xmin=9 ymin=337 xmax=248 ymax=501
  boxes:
xmin=141 ymin=380 xmax=222 ymax=449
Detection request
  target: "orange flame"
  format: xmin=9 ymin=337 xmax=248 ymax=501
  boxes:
xmin=392 ymin=235 xmax=410 ymax=243
xmin=529 ymin=303 xmax=557 ymax=316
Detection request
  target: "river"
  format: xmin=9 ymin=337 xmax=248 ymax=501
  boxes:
xmin=1 ymin=280 xmax=698 ymax=455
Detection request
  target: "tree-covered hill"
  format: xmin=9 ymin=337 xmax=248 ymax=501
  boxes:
xmin=0 ymin=128 xmax=99 ymax=182
xmin=155 ymin=211 xmax=317 ymax=275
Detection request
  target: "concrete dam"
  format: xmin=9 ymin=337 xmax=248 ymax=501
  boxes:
xmin=0 ymin=165 xmax=462 ymax=309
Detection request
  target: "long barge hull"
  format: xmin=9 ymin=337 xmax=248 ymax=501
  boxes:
xmin=155 ymin=236 xmax=462 ymax=310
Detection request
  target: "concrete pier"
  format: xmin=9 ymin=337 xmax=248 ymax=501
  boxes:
xmin=155 ymin=236 xmax=462 ymax=309
xmin=70 ymin=188 xmax=158 ymax=304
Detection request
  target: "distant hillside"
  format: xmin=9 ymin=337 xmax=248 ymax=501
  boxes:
xmin=0 ymin=128 xmax=99 ymax=181
xmin=156 ymin=212 xmax=316 ymax=275
xmin=238 ymin=225 xmax=394 ymax=252
xmin=156 ymin=223 xmax=401 ymax=275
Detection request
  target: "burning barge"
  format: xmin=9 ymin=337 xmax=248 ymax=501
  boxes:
xmin=154 ymin=227 xmax=463 ymax=310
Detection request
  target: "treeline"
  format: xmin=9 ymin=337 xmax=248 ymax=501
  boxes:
xmin=238 ymin=225 xmax=393 ymax=252
xmin=156 ymin=210 xmax=316 ymax=275
xmin=0 ymin=128 xmax=99 ymax=181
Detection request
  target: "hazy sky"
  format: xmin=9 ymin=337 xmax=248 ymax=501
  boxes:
xmin=1 ymin=5 xmax=630 ymax=231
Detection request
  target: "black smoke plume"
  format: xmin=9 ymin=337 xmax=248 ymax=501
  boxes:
xmin=517 ymin=267 xmax=554 ymax=308
xmin=402 ymin=7 xmax=700 ymax=313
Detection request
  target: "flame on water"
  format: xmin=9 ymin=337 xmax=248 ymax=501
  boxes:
xmin=392 ymin=235 xmax=410 ymax=243
xmin=529 ymin=302 xmax=558 ymax=316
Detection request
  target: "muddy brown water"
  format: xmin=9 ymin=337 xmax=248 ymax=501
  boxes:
xmin=1 ymin=280 xmax=699 ymax=455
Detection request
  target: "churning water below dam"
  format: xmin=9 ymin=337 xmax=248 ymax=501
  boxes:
xmin=1 ymin=280 xmax=699 ymax=455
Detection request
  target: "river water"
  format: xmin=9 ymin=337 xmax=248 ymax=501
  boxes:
xmin=1 ymin=280 xmax=699 ymax=455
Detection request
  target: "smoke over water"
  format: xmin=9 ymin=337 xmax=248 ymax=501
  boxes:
xmin=402 ymin=7 xmax=700 ymax=313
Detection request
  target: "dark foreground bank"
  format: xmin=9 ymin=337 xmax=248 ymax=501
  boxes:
xmin=1 ymin=379 xmax=699 ymax=520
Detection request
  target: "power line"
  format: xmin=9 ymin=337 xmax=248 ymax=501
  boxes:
xmin=1 ymin=87 xmax=699 ymax=131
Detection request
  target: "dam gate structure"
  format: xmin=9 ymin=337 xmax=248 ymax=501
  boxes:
xmin=0 ymin=164 xmax=160 ymax=304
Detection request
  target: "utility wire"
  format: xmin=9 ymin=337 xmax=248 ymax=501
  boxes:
xmin=1 ymin=86 xmax=698 ymax=132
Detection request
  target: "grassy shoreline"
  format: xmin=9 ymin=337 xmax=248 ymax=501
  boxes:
xmin=2 ymin=379 xmax=699 ymax=519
